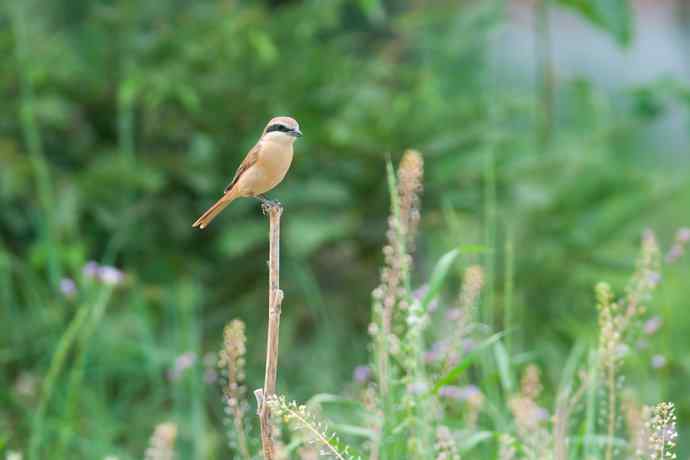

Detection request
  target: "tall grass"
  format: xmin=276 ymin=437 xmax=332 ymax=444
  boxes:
xmin=204 ymin=154 xmax=683 ymax=460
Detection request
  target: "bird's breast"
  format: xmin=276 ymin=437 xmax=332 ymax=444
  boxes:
xmin=244 ymin=142 xmax=294 ymax=194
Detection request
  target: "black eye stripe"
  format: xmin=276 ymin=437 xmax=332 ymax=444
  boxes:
xmin=266 ymin=124 xmax=292 ymax=133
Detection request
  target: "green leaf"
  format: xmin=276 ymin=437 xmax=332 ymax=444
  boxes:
xmin=420 ymin=248 xmax=460 ymax=310
xmin=457 ymin=430 xmax=494 ymax=452
xmin=458 ymin=243 xmax=491 ymax=255
xmin=557 ymin=0 xmax=633 ymax=47
xmin=433 ymin=332 xmax=505 ymax=393
xmin=493 ymin=340 xmax=514 ymax=394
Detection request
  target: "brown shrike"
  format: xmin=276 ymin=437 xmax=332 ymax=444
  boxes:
xmin=192 ymin=116 xmax=302 ymax=229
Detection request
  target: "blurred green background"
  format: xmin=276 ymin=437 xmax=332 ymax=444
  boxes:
xmin=1 ymin=0 xmax=689 ymax=458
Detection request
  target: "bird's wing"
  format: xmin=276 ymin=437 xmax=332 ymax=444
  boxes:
xmin=224 ymin=143 xmax=261 ymax=193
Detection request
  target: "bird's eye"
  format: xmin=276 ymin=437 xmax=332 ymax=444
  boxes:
xmin=266 ymin=124 xmax=291 ymax=134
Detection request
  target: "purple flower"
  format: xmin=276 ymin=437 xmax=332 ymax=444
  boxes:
xmin=666 ymin=245 xmax=683 ymax=263
xmin=651 ymin=354 xmax=667 ymax=369
xmin=413 ymin=285 xmax=428 ymax=300
xmin=168 ymin=351 xmax=197 ymax=381
xmin=98 ymin=266 xmax=124 ymax=285
xmin=643 ymin=316 xmax=663 ymax=335
xmin=646 ymin=272 xmax=661 ymax=288
xmin=424 ymin=340 xmax=451 ymax=364
xmin=353 ymin=365 xmax=371 ymax=383
xmin=406 ymin=381 xmax=428 ymax=395
xmin=535 ymin=407 xmax=549 ymax=422
xmin=59 ymin=278 xmax=77 ymax=298
xmin=438 ymin=384 xmax=480 ymax=401
xmin=412 ymin=285 xmax=438 ymax=312
xmin=446 ymin=308 xmax=463 ymax=322
xmin=82 ymin=261 xmax=100 ymax=279
xmin=678 ymin=228 xmax=690 ymax=242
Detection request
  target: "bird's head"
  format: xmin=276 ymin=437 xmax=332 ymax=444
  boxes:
xmin=262 ymin=116 xmax=302 ymax=144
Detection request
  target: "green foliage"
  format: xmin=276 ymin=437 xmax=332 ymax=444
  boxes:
xmin=0 ymin=0 xmax=688 ymax=458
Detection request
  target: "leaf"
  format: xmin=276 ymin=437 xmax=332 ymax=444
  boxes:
xmin=557 ymin=0 xmax=633 ymax=47
xmin=433 ymin=332 xmax=505 ymax=393
xmin=420 ymin=248 xmax=460 ymax=310
xmin=493 ymin=340 xmax=514 ymax=394
xmin=456 ymin=430 xmax=494 ymax=452
xmin=458 ymin=243 xmax=491 ymax=255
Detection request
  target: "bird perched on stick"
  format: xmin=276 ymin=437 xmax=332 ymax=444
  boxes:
xmin=193 ymin=116 xmax=302 ymax=229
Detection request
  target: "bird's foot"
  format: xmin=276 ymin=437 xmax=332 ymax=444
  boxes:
xmin=257 ymin=195 xmax=282 ymax=213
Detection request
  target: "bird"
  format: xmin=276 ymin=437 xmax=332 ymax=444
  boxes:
xmin=192 ymin=116 xmax=302 ymax=229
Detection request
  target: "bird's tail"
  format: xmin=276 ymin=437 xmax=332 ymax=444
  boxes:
xmin=192 ymin=190 xmax=238 ymax=229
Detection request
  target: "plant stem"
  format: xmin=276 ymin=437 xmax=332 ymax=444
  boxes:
xmin=256 ymin=202 xmax=284 ymax=460
xmin=605 ymin=361 xmax=616 ymax=460
xmin=9 ymin=0 xmax=60 ymax=287
xmin=483 ymin=140 xmax=496 ymax=327
xmin=28 ymin=288 xmax=112 ymax=459
xmin=504 ymin=230 xmax=514 ymax=354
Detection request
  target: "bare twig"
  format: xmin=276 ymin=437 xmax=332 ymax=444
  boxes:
xmin=255 ymin=202 xmax=284 ymax=460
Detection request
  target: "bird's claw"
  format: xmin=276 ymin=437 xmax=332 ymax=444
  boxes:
xmin=258 ymin=195 xmax=282 ymax=213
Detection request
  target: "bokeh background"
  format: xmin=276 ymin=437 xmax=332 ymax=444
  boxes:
xmin=1 ymin=0 xmax=689 ymax=458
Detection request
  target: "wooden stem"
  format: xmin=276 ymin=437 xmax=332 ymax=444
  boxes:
xmin=255 ymin=202 xmax=284 ymax=460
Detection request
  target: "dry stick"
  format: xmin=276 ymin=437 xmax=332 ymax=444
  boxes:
xmin=254 ymin=202 xmax=284 ymax=460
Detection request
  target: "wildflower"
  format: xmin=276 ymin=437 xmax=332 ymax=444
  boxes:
xmin=666 ymin=227 xmax=690 ymax=263
xmin=438 ymin=384 xmax=481 ymax=402
xmin=509 ymin=365 xmax=550 ymax=457
xmin=267 ymin=395 xmax=356 ymax=460
xmin=82 ymin=261 xmax=100 ymax=279
xmin=646 ymin=271 xmax=661 ymax=288
xmin=167 ymin=351 xmax=197 ymax=381
xmin=643 ymin=316 xmax=663 ymax=335
xmin=82 ymin=261 xmax=125 ymax=286
xmin=679 ymin=227 xmax=690 ymax=242
xmin=6 ymin=452 xmax=22 ymax=460
xmin=459 ymin=265 xmax=483 ymax=314
xmin=445 ymin=308 xmax=463 ymax=322
xmin=434 ymin=426 xmax=460 ymax=460
xmin=353 ymin=365 xmax=371 ymax=383
xmin=521 ymin=364 xmax=543 ymax=400
xmin=59 ymin=278 xmax=77 ymax=298
xmin=648 ymin=402 xmax=677 ymax=460
xmin=406 ymin=381 xmax=428 ymax=395
xmin=98 ymin=265 xmax=125 ymax=285
xmin=220 ymin=320 xmax=250 ymax=459
xmin=397 ymin=150 xmax=424 ymax=249
xmin=498 ymin=434 xmax=517 ymax=460
xmin=651 ymin=355 xmax=667 ymax=369
xmin=144 ymin=422 xmax=177 ymax=460
xmin=424 ymin=340 xmax=448 ymax=363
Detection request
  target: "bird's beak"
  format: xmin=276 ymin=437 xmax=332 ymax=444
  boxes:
xmin=290 ymin=128 xmax=303 ymax=138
